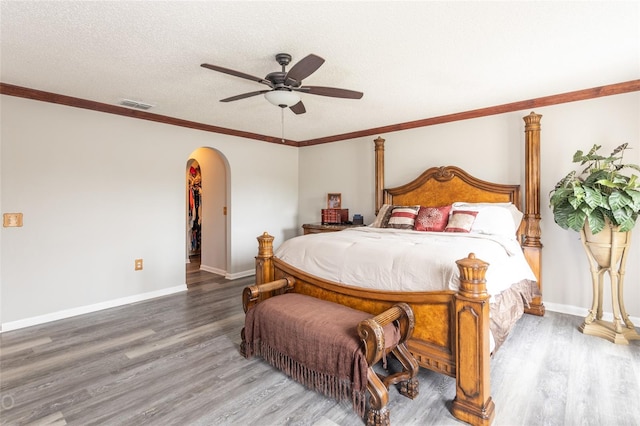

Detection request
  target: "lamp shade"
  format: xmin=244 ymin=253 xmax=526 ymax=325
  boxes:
xmin=264 ymin=90 xmax=300 ymax=108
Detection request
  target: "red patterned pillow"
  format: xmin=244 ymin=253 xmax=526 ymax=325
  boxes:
xmin=445 ymin=210 xmax=478 ymax=233
xmin=414 ymin=205 xmax=452 ymax=232
xmin=386 ymin=206 xmax=420 ymax=229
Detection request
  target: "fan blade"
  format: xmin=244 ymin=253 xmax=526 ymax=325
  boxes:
xmin=296 ymin=86 xmax=363 ymax=99
xmin=220 ymin=90 xmax=270 ymax=102
xmin=290 ymin=101 xmax=306 ymax=115
xmin=285 ymin=54 xmax=325 ymax=85
xmin=201 ymin=63 xmax=272 ymax=87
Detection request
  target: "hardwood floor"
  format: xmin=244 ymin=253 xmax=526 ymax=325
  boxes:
xmin=186 ymin=254 xmax=225 ymax=288
xmin=1 ymin=264 xmax=639 ymax=425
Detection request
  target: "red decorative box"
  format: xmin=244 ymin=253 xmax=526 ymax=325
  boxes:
xmin=321 ymin=209 xmax=349 ymax=224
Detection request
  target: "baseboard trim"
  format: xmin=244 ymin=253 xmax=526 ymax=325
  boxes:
xmin=545 ymin=301 xmax=640 ymax=325
xmin=199 ymin=264 xmax=226 ymax=276
xmin=198 ymin=264 xmax=254 ymax=281
xmin=225 ymin=269 xmax=255 ymax=280
xmin=1 ymin=284 xmax=187 ymax=332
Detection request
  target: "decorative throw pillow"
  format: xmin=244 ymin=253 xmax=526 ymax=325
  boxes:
xmin=370 ymin=204 xmax=393 ymax=228
xmin=445 ymin=210 xmax=478 ymax=233
xmin=386 ymin=205 xmax=420 ymax=229
xmin=414 ymin=205 xmax=452 ymax=232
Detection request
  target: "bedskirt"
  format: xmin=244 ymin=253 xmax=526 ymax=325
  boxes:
xmin=490 ymin=279 xmax=540 ymax=351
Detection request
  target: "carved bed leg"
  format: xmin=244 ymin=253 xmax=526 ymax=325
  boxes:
xmin=366 ymin=369 xmax=390 ymax=426
xmin=451 ymin=254 xmax=495 ymax=426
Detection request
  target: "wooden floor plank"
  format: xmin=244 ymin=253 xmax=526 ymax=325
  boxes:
xmin=0 ymin=337 xmax=53 ymax=357
xmin=1 ymin=330 xmax=156 ymax=384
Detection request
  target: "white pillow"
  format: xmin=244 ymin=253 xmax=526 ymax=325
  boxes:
xmin=451 ymin=202 xmax=523 ymax=238
xmin=369 ymin=204 xmax=392 ymax=228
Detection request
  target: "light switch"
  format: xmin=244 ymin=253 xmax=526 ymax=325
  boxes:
xmin=3 ymin=213 xmax=23 ymax=227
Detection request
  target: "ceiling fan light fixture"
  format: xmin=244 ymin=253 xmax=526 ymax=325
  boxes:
xmin=202 ymin=52 xmax=361 ymax=115
xmin=264 ymin=90 xmax=300 ymax=108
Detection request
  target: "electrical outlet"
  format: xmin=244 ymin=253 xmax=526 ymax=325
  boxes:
xmin=135 ymin=259 xmax=143 ymax=271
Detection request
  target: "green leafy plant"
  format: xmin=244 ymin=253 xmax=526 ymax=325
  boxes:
xmin=549 ymin=143 xmax=640 ymax=233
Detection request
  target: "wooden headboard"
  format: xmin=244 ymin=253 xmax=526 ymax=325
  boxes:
xmin=382 ymin=165 xmax=521 ymax=210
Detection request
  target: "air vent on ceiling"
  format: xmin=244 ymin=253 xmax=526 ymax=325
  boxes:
xmin=119 ymin=99 xmax=154 ymax=110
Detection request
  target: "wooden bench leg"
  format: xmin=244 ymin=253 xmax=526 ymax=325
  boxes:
xmin=367 ymin=406 xmax=390 ymax=426
xmin=366 ymin=369 xmax=390 ymax=426
xmin=399 ymin=377 xmax=419 ymax=400
xmin=391 ymin=343 xmax=420 ymax=399
xmin=375 ymin=343 xmax=420 ymax=400
xmin=239 ymin=327 xmax=248 ymax=358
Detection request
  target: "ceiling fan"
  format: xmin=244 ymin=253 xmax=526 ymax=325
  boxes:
xmin=201 ymin=53 xmax=363 ymax=115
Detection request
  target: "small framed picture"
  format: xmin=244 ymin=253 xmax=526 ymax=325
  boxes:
xmin=327 ymin=193 xmax=342 ymax=209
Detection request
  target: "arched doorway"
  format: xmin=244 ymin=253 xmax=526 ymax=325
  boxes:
xmin=186 ymin=148 xmax=229 ymax=285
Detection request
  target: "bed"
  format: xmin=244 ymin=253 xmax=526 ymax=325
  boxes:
xmin=252 ymin=112 xmax=544 ymax=426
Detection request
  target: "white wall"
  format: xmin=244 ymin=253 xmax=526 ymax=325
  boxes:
xmin=297 ymin=138 xmax=375 ymax=228
xmin=298 ymin=92 xmax=640 ymax=319
xmin=0 ymin=95 xmax=298 ymax=328
xmin=539 ymin=94 xmax=640 ymax=318
xmin=298 ymin=114 xmax=526 ymax=224
xmin=2 ymin=91 xmax=638 ymax=329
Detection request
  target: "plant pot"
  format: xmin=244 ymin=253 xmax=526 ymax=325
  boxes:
xmin=582 ymin=222 xmax=630 ymax=268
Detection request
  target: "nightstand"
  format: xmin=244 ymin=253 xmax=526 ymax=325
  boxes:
xmin=302 ymin=223 xmax=365 ymax=235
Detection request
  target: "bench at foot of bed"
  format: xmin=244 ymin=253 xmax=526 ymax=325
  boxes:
xmin=241 ymin=279 xmax=419 ymax=426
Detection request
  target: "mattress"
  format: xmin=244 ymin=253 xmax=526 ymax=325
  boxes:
xmin=275 ymin=227 xmax=537 ymax=299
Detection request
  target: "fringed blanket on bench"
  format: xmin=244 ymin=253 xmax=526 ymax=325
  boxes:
xmin=243 ymin=292 xmax=401 ymax=418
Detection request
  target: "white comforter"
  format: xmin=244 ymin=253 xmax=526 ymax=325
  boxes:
xmin=275 ymin=227 xmax=537 ymax=300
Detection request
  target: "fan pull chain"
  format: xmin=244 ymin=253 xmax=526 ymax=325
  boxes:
xmin=281 ymin=108 xmax=285 ymax=143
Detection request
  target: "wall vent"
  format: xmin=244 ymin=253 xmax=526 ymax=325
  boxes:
xmin=119 ymin=99 xmax=154 ymax=110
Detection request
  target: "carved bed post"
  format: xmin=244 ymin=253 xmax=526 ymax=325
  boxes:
xmin=522 ymin=112 xmax=545 ymax=316
xmin=255 ymin=232 xmax=275 ymax=285
xmin=451 ymin=253 xmax=495 ymax=426
xmin=374 ymin=137 xmax=385 ymax=214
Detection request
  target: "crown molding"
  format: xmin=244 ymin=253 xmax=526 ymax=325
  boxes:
xmin=2 ymin=80 xmax=639 ymax=148
xmin=0 ymin=83 xmax=297 ymax=146
xmin=297 ymin=79 xmax=640 ymax=146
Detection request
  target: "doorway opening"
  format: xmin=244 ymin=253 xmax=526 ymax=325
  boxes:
xmin=186 ymin=148 xmax=229 ymax=287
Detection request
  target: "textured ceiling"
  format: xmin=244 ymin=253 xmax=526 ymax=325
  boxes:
xmin=1 ymin=1 xmax=638 ymax=142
